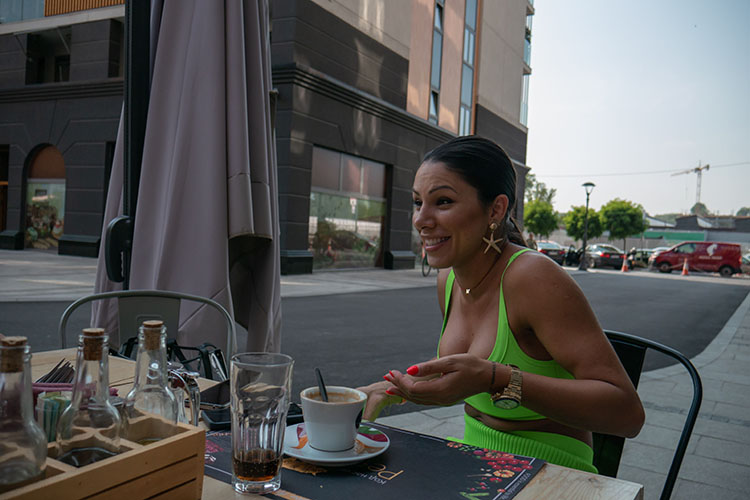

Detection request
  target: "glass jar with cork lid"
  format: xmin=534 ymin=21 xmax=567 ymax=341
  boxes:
xmin=0 ymin=336 xmax=47 ymax=493
xmin=124 ymin=320 xmax=179 ymax=444
xmin=56 ymin=328 xmax=121 ymax=467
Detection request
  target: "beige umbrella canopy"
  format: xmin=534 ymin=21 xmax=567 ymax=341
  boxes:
xmin=93 ymin=0 xmax=281 ymax=356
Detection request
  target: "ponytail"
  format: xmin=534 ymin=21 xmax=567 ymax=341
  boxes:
xmin=506 ymin=217 xmax=527 ymax=247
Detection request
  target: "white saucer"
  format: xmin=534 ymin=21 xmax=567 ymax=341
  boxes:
xmin=283 ymin=423 xmax=389 ymax=466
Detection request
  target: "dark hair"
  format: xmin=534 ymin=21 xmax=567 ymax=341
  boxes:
xmin=422 ymin=136 xmax=527 ymax=247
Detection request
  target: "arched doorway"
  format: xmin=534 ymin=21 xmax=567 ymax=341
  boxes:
xmin=24 ymin=145 xmax=65 ymax=249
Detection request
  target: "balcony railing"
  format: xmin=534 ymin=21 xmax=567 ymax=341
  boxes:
xmin=45 ymin=0 xmax=123 ymax=17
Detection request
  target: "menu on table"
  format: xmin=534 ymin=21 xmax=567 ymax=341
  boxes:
xmin=205 ymin=422 xmax=545 ymax=500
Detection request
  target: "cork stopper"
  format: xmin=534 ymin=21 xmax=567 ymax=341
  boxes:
xmin=82 ymin=328 xmax=106 ymax=361
xmin=0 ymin=336 xmax=27 ymax=373
xmin=142 ymin=320 xmax=164 ymax=351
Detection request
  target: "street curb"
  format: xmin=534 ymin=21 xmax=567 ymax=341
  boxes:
xmin=641 ymin=289 xmax=750 ymax=380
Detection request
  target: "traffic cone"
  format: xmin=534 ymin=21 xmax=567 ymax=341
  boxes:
xmin=621 ymin=256 xmax=629 ymax=272
xmin=681 ymin=258 xmax=689 ymax=276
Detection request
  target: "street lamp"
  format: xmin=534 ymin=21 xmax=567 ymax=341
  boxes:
xmin=578 ymin=182 xmax=596 ymax=270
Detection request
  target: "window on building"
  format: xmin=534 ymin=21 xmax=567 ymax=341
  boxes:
xmin=428 ymin=0 xmax=445 ymax=125
xmin=0 ymin=0 xmax=44 ymax=23
xmin=54 ymin=55 xmax=70 ymax=82
xmin=0 ymin=145 xmax=8 ymax=232
xmin=524 ymin=15 xmax=533 ymax=67
xmin=309 ymin=147 xmax=387 ymax=270
xmin=25 ymin=27 xmax=72 ymax=85
xmin=520 ymin=13 xmax=533 ymax=126
xmin=25 ymin=145 xmax=66 ymax=249
xmin=109 ymin=20 xmax=125 ymax=78
xmin=459 ymin=0 xmax=478 ymax=136
xmin=429 ymin=91 xmax=439 ymax=124
xmin=520 ymin=74 xmax=530 ymax=126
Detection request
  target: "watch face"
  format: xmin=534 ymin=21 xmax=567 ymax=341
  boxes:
xmin=493 ymin=397 xmax=520 ymax=410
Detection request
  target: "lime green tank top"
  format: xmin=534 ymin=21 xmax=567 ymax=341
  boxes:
xmin=438 ymin=248 xmax=574 ymax=421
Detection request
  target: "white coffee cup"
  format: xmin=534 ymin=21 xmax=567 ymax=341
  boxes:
xmin=300 ymin=386 xmax=367 ymax=452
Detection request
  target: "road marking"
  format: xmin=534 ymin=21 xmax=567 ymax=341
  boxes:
xmin=20 ymin=278 xmax=93 ymax=286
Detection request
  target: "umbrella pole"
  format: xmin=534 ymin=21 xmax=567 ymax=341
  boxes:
xmin=106 ymin=0 xmax=150 ymax=288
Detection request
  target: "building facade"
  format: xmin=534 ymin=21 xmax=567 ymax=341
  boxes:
xmin=0 ymin=0 xmax=534 ymax=273
xmin=0 ymin=0 xmax=124 ymax=256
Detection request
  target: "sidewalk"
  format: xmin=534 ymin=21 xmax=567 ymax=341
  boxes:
xmin=2 ymin=249 xmax=749 ymax=499
xmin=0 ymin=249 xmax=434 ymax=302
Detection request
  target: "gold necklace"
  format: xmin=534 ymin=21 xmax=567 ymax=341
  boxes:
xmin=455 ymin=252 xmax=502 ymax=295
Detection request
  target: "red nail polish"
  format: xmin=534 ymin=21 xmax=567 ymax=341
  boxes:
xmin=385 ymin=389 xmax=394 ymax=395
xmin=406 ymin=365 xmax=419 ymax=376
xmin=388 ymin=370 xmax=395 ymax=377
xmin=383 ymin=375 xmax=389 ymax=381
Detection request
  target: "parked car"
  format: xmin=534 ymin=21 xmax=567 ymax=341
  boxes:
xmin=537 ymin=241 xmax=565 ymax=265
xmin=626 ymin=248 xmax=654 ymax=269
xmin=586 ymin=244 xmax=626 ymax=269
xmin=648 ymin=241 xmax=742 ymax=277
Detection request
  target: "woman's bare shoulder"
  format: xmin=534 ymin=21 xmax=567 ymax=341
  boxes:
xmin=505 ymin=251 xmax=573 ymax=282
xmin=503 ymin=249 xmax=581 ymax=298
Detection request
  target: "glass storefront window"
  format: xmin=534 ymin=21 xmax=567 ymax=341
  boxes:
xmin=309 ymin=147 xmax=387 ymax=270
xmin=309 ymin=192 xmax=385 ymax=270
xmin=25 ymin=180 xmax=65 ymax=249
xmin=362 ymin=160 xmax=385 ymax=198
xmin=341 ymin=154 xmax=362 ymax=194
xmin=311 ymin=146 xmax=340 ymax=190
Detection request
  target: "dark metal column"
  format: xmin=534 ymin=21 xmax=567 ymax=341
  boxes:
xmin=105 ymin=0 xmax=150 ymax=288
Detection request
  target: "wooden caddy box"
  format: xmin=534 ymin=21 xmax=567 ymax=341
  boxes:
xmin=0 ymin=417 xmax=206 ymax=500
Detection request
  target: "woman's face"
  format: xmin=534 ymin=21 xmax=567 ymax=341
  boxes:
xmin=412 ymin=161 xmax=490 ymax=269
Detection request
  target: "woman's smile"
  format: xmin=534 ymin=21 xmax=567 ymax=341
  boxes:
xmin=423 ymin=236 xmax=450 ymax=251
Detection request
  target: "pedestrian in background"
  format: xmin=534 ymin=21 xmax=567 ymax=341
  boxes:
xmin=527 ymin=233 xmax=537 ymax=250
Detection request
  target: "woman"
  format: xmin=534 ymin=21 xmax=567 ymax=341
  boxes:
xmin=360 ymin=136 xmax=644 ymax=473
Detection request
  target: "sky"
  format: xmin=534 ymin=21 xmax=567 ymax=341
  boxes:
xmin=525 ymin=0 xmax=750 ymax=216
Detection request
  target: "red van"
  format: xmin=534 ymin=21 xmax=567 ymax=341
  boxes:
xmin=648 ymin=241 xmax=742 ymax=277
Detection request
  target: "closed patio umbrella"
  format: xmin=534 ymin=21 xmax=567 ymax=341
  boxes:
xmin=92 ymin=0 xmax=281 ymax=356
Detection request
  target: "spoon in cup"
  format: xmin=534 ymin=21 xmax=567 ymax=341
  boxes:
xmin=314 ymin=367 xmax=329 ymax=402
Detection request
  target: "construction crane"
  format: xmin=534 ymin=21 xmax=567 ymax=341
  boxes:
xmin=671 ymin=162 xmax=710 ymax=205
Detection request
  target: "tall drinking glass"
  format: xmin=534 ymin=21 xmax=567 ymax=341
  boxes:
xmin=230 ymin=353 xmax=293 ymax=495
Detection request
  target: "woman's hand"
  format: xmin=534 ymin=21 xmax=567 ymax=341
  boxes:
xmin=384 ymin=354 xmax=493 ymax=406
xmin=357 ymin=380 xmax=405 ymax=421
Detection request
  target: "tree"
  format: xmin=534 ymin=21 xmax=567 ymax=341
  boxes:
xmin=737 ymin=207 xmax=750 ymax=216
xmin=690 ymin=202 xmax=709 ymax=217
xmin=523 ymin=200 xmax=558 ymax=238
xmin=524 ymin=173 xmax=556 ymax=205
xmin=564 ymin=205 xmax=603 ymax=242
xmin=600 ymin=199 xmax=647 ymax=251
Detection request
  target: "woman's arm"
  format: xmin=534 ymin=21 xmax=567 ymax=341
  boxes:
xmin=505 ymin=255 xmax=645 ymax=437
xmin=386 ymin=254 xmax=645 ymax=438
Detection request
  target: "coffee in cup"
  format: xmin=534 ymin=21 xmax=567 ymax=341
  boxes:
xmin=300 ymin=386 xmax=367 ymax=452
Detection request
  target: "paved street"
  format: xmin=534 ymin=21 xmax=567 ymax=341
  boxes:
xmin=2 ymin=249 xmax=750 ymax=499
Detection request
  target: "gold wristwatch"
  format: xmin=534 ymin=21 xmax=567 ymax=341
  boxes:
xmin=491 ymin=364 xmax=522 ymax=409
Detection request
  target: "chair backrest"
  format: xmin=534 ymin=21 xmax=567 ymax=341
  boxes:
xmin=593 ymin=330 xmax=703 ymax=500
xmin=59 ymin=290 xmax=236 ymax=378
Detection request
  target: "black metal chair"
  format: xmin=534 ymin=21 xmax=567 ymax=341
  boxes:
xmin=58 ymin=290 xmax=236 ymax=380
xmin=593 ymin=330 xmax=703 ymax=500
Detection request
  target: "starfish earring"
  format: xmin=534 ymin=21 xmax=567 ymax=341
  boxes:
xmin=482 ymin=222 xmax=503 ymax=254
